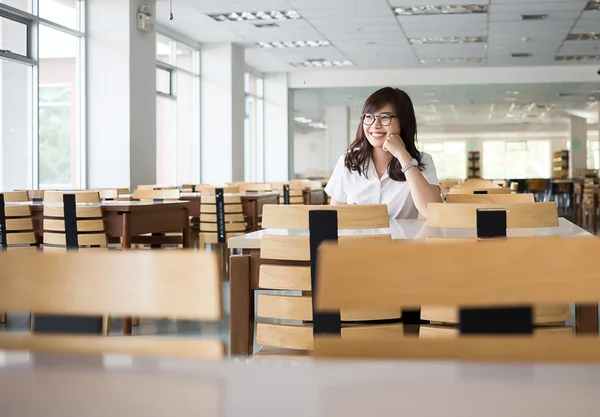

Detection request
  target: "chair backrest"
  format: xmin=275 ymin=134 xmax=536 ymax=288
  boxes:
xmin=462 ymin=179 xmax=498 ymax=187
xmin=93 ymin=188 xmax=130 ymax=200
xmin=0 ymin=191 xmax=37 ymax=249
xmin=199 ymin=188 xmax=247 ymax=244
xmin=270 ymin=182 xmax=305 ymax=205
xmin=426 ymin=202 xmax=558 ymax=228
xmin=238 ymin=183 xmax=272 ymax=192
xmin=26 ymin=190 xmax=46 ymax=201
xmin=195 ymin=185 xmax=240 ymax=194
xmin=449 ymin=187 xmax=511 ymax=195
xmin=137 ymin=184 xmax=177 ymax=190
xmin=445 ymin=193 xmax=535 ymax=204
xmin=256 ymin=205 xmax=394 ymax=353
xmin=133 ymin=188 xmax=180 ymax=201
xmin=0 ymin=250 xmax=224 ymax=358
xmin=42 ymin=191 xmax=107 ymax=249
xmin=313 ymin=238 xmax=600 ymax=362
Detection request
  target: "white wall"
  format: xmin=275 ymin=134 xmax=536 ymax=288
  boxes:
xmin=264 ymin=72 xmax=289 ymax=182
xmin=294 ymin=129 xmax=328 ymax=177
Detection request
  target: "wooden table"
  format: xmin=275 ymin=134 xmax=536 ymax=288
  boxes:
xmin=180 ymin=192 xmax=280 ymax=232
xmin=227 ymin=218 xmax=598 ymax=356
xmin=28 ymin=201 xmax=191 ymax=249
xmin=2 ymin=350 xmax=600 ymax=416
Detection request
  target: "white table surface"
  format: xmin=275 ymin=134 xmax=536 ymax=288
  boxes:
xmin=228 ymin=217 xmax=591 ymax=250
xmin=0 ymin=352 xmax=599 ymax=417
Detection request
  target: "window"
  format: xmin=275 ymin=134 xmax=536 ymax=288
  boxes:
xmin=0 ymin=1 xmax=84 ymax=191
xmin=244 ymin=73 xmax=264 ymax=182
xmin=155 ymin=34 xmax=199 ymax=185
xmin=420 ymin=141 xmax=466 ymax=180
xmin=587 ymin=140 xmax=599 ymax=170
xmin=482 ymin=140 xmax=551 ymax=179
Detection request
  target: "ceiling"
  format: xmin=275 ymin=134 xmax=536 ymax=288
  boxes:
xmin=157 ymin=0 xmax=600 ymax=72
xmin=292 ymin=83 xmax=600 ymax=128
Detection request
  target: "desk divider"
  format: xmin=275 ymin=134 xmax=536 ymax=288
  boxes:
xmin=459 ymin=209 xmax=533 ymax=335
xmin=215 ymin=188 xmax=226 ymax=243
xmin=283 ymin=184 xmax=290 ymax=205
xmin=0 ymin=194 xmax=6 ymax=250
xmin=310 ymin=210 xmax=341 ymax=336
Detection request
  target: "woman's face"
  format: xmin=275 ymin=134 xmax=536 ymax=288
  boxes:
xmin=363 ymin=103 xmax=401 ymax=149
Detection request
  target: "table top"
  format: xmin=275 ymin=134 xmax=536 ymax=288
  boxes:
xmin=228 ymin=217 xmax=590 ymax=249
xmin=1 ymin=351 xmax=599 ymax=417
xmin=179 ymin=191 xmax=281 ymax=199
xmin=11 ymin=200 xmax=191 ymax=214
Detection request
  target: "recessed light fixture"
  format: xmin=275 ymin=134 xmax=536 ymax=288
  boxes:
xmin=257 ymin=40 xmax=330 ymax=48
xmin=420 ymin=57 xmax=484 ymax=64
xmin=584 ymin=0 xmax=600 ymax=11
xmin=409 ymin=36 xmax=486 ymax=44
xmin=308 ymin=122 xmax=327 ymax=129
xmin=505 ymin=97 xmax=517 ymax=101
xmin=521 ymin=14 xmax=547 ymax=20
xmin=208 ymin=10 xmax=301 ymax=22
xmin=294 ymin=117 xmax=313 ymax=124
xmin=566 ymin=33 xmax=600 ymax=41
xmin=290 ymin=59 xmax=354 ymax=67
xmin=506 ymin=90 xmax=520 ymax=95
xmin=393 ymin=4 xmax=488 ymax=15
xmin=511 ymin=52 xmax=532 ymax=58
xmin=555 ymin=54 xmax=600 ymax=61
xmin=254 ymin=23 xmax=279 ymax=28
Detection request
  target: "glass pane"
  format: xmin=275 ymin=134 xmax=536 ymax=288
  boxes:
xmin=156 ymin=96 xmax=176 ymax=185
xmin=421 ymin=141 xmax=465 ymax=180
xmin=38 ymin=25 xmax=80 ymax=189
xmin=0 ymin=0 xmax=32 ymax=12
xmin=156 ymin=33 xmax=174 ymax=64
xmin=0 ymin=59 xmax=32 ymax=190
xmin=525 ymin=141 xmax=550 ymax=177
xmin=506 ymin=141 xmax=527 ymax=152
xmin=482 ymin=142 xmax=506 ymax=179
xmin=0 ymin=17 xmax=28 ymax=57
xmin=156 ymin=67 xmax=171 ymax=94
xmin=176 ymin=72 xmax=198 ymax=183
xmin=39 ymin=0 xmax=78 ymax=30
xmin=587 ymin=140 xmax=599 ymax=170
xmin=176 ymin=42 xmax=197 ymax=73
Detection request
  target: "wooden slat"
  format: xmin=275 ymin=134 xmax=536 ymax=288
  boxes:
xmin=202 ymin=232 xmax=245 ymax=244
xmin=200 ymin=213 xmax=245 ymax=222
xmin=43 ymin=205 xmax=103 ymax=218
xmin=258 ymin=294 xmax=312 ymax=320
xmin=44 ymin=219 xmax=105 ymax=232
xmin=426 ymin=202 xmax=558 ymax=228
xmin=449 ymin=187 xmax=511 ymax=195
xmin=44 ymin=191 xmax=100 ymax=203
xmin=200 ymin=204 xmax=243 ymax=214
xmin=5 ymin=218 xmax=33 ymax=231
xmin=199 ymin=222 xmax=247 ymax=233
xmin=279 ymin=196 xmax=304 ymax=204
xmin=0 ymin=334 xmax=224 ymax=359
xmin=313 ymin=337 xmax=600 ymax=362
xmin=239 ymin=183 xmax=272 ymax=192
xmin=275 ymin=190 xmax=303 ymax=197
xmin=315 ymin=238 xmax=600 ymax=311
xmin=137 ymin=185 xmax=177 ymax=190
xmin=201 ymin=195 xmax=242 ymax=204
xmin=446 ymin=193 xmax=535 ymax=204
xmin=1 ymin=191 xmax=29 ymax=202
xmin=419 ymin=325 xmax=574 ymax=338
xmin=259 ymin=265 xmax=311 ymax=290
xmin=262 ymin=204 xmax=390 ymax=229
xmin=27 ymin=190 xmax=45 ymax=200
xmin=6 ymin=232 xmax=37 ymax=245
xmin=43 ymin=232 xmax=107 ymax=246
xmin=0 ymin=250 xmax=222 ymax=320
xmin=195 ymin=185 xmax=239 ymax=194
xmin=133 ymin=189 xmax=180 ymax=200
xmin=421 ymin=305 xmax=571 ymax=324
xmin=4 ymin=206 xmax=31 ymax=217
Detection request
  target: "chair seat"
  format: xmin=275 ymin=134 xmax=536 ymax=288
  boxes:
xmin=419 ymin=324 xmax=574 ymax=338
xmin=254 ymin=345 xmax=311 ymax=359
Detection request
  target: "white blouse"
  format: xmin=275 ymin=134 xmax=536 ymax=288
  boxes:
xmin=324 ymin=152 xmax=440 ymax=219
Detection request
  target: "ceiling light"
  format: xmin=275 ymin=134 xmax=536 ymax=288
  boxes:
xmin=290 ymin=59 xmax=354 ymax=68
xmin=506 ymin=90 xmax=520 ymax=95
xmin=521 ymin=14 xmax=547 ymax=20
xmin=254 ymin=23 xmax=279 ymax=28
xmin=555 ymin=54 xmax=600 ymax=61
xmin=257 ymin=40 xmax=330 ymax=48
xmin=511 ymin=52 xmax=532 ymax=58
xmin=566 ymin=33 xmax=600 ymax=41
xmin=584 ymin=0 xmax=600 ymax=11
xmin=420 ymin=57 xmax=484 ymax=64
xmin=409 ymin=36 xmax=486 ymax=44
xmin=393 ymin=4 xmax=488 ymax=15
xmin=505 ymin=97 xmax=517 ymax=101
xmin=308 ymin=122 xmax=327 ymax=129
xmin=294 ymin=117 xmax=313 ymax=123
xmin=208 ymin=10 xmax=301 ymax=22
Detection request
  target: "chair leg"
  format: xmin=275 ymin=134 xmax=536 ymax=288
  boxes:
xmin=0 ymin=312 xmax=6 ymax=324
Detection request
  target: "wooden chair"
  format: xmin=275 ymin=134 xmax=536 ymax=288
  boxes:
xmin=581 ymin=180 xmax=597 ymax=234
xmin=255 ymin=204 xmax=396 ymax=358
xmin=527 ymin=178 xmax=549 ymax=201
xmin=133 ymin=188 xmax=180 ymax=201
xmin=93 ymin=188 xmax=130 ymax=201
xmin=0 ymin=250 xmax=224 ymax=358
xmin=426 ymin=202 xmax=558 ymax=228
xmin=131 ymin=189 xmax=183 ymax=248
xmin=238 ymin=183 xmax=272 ymax=193
xmin=137 ymin=185 xmax=177 ymax=190
xmin=449 ymin=187 xmax=511 ymax=195
xmin=196 ymin=185 xmax=240 ymax=194
xmin=26 ymin=190 xmax=46 ymax=201
xmin=42 ymin=191 xmax=107 ymax=250
xmin=445 ymin=193 xmax=535 ymax=204
xmin=271 ymin=182 xmax=305 ymax=205
xmin=313 ymin=238 xmax=600 ymax=362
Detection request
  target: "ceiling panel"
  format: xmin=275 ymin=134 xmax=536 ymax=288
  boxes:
xmin=490 ymin=2 xmax=587 ymax=12
xmin=397 ymin=14 xmax=489 ymax=27
xmin=490 ymin=10 xmax=581 ymax=21
xmin=413 ymin=43 xmax=487 ymax=59
xmin=558 ymin=41 xmax=600 ymax=55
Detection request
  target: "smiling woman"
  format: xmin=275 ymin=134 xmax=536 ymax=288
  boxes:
xmin=325 ymin=87 xmax=442 ymax=219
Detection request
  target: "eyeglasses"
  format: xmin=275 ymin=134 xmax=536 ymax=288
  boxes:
xmin=362 ymin=113 xmax=396 ymax=126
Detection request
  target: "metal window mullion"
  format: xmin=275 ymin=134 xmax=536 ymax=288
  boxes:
xmin=156 ymin=91 xmax=176 ymax=100
xmin=0 ymin=4 xmax=84 ymax=37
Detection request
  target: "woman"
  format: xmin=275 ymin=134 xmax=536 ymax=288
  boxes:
xmin=325 ymin=87 xmax=442 ymax=219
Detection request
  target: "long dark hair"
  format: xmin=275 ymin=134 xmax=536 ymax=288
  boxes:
xmin=344 ymin=87 xmax=422 ymax=181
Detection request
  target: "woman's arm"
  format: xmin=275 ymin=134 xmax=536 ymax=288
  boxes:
xmin=383 ymin=135 xmax=442 ymax=218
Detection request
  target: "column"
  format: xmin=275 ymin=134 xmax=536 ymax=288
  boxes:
xmin=263 ymin=73 xmax=289 ymax=182
xmin=325 ymin=106 xmax=350 ymax=171
xmin=200 ymin=44 xmax=245 ymax=184
xmin=86 ymin=0 xmax=157 ymax=190
xmin=569 ymin=115 xmax=587 ymax=177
